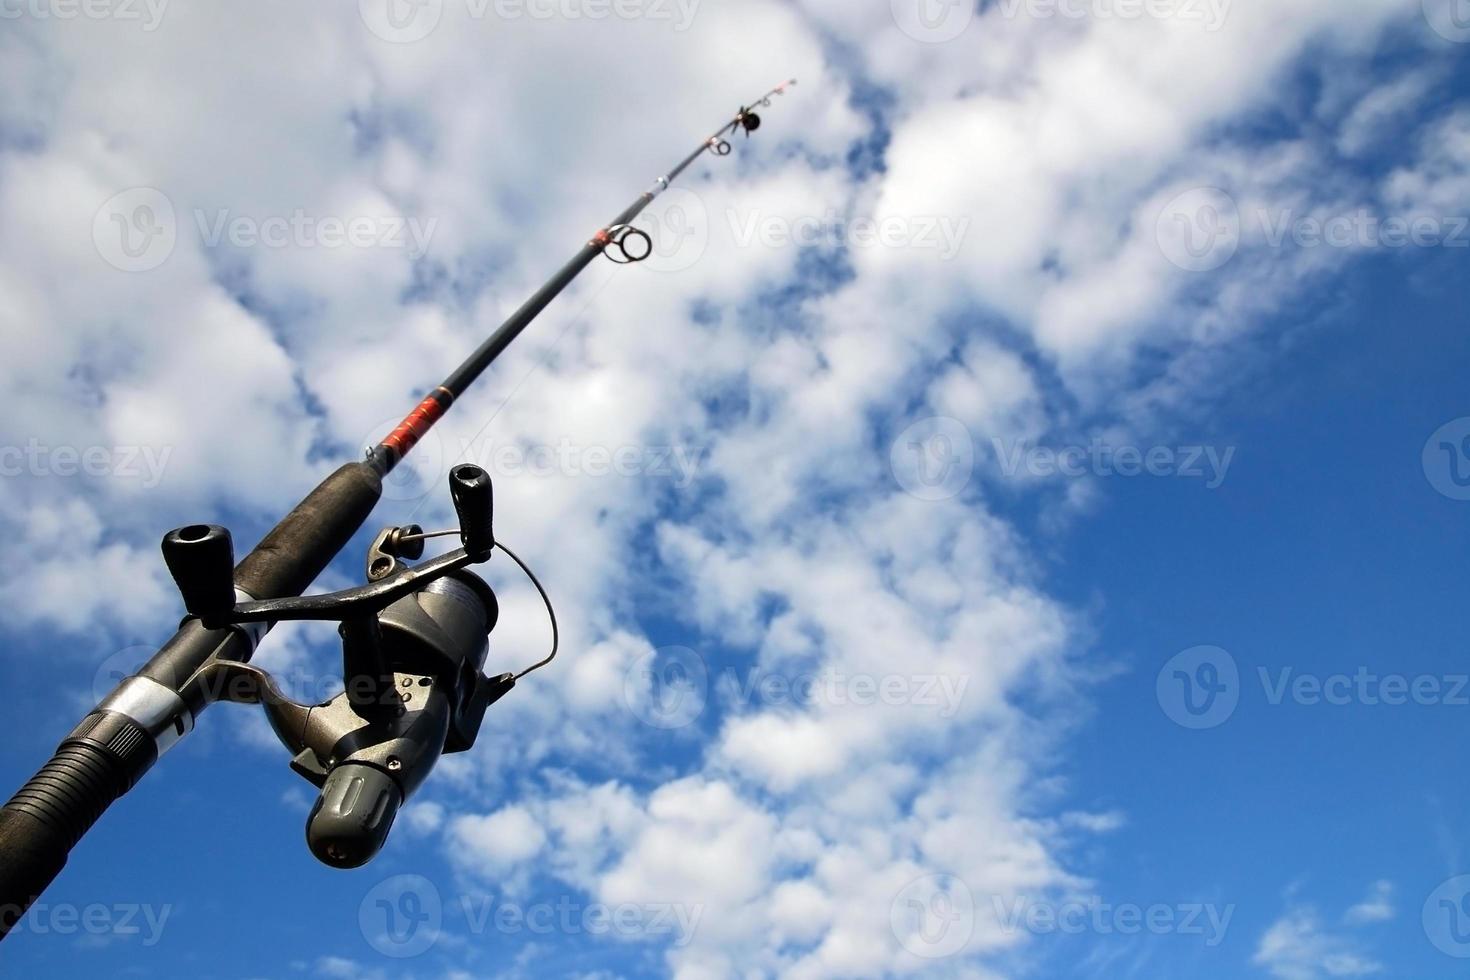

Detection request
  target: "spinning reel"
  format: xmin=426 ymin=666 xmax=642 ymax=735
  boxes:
xmin=159 ymin=464 xmax=553 ymax=869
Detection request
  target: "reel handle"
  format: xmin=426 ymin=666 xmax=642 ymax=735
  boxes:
xmin=160 ymin=524 xmax=236 ymax=627
xmin=450 ymin=464 xmax=495 ymax=561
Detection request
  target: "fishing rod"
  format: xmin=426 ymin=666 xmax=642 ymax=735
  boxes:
xmin=370 ymin=79 xmax=794 ymax=474
xmin=0 ymin=78 xmax=796 ymax=943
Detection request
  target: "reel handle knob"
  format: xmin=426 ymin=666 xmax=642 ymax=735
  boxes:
xmin=449 ymin=464 xmax=495 ymax=562
xmin=161 ymin=524 xmax=237 ymax=627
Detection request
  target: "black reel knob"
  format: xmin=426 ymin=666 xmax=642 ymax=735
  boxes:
xmin=449 ymin=465 xmax=495 ymax=562
xmin=306 ymin=763 xmax=402 ymax=869
xmin=161 ymin=524 xmax=236 ymax=627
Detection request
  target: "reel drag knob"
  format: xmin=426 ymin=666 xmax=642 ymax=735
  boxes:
xmin=306 ymin=763 xmax=402 ymax=869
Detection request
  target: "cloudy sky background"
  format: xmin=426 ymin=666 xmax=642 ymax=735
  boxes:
xmin=1 ymin=0 xmax=1469 ymax=977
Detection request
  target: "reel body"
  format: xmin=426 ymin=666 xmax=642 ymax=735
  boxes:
xmin=161 ymin=465 xmax=521 ymax=868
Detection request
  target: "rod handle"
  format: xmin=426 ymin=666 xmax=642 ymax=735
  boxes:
xmin=234 ymin=461 xmax=384 ymax=600
xmin=0 ymin=711 xmax=157 ymax=942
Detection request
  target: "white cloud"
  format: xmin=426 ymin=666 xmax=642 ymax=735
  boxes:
xmin=1336 ymin=70 xmax=1439 ymax=157
xmin=1343 ymin=881 xmax=1395 ymax=926
xmin=1383 ymin=108 xmax=1470 ymax=216
xmin=449 ymin=804 xmax=549 ymax=878
xmin=403 ymin=800 xmax=447 ymax=837
xmin=1254 ymin=886 xmax=1394 ymax=980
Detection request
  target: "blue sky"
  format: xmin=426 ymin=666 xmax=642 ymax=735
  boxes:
xmin=1 ymin=1 xmax=1469 ymax=978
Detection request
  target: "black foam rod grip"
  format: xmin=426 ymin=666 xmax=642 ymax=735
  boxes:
xmin=161 ymin=524 xmax=237 ymax=626
xmin=233 ymin=462 xmax=382 ymax=601
xmin=449 ymin=465 xmax=494 ymax=561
